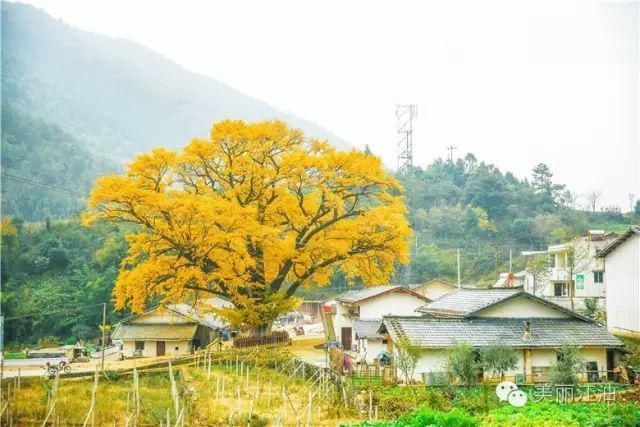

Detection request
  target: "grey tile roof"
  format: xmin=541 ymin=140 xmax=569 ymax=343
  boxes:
xmin=381 ymin=317 xmax=623 ymax=349
xmin=354 ymin=319 xmax=384 ymax=339
xmin=334 ymin=285 xmax=400 ymax=303
xmin=165 ymin=298 xmax=232 ymax=329
xmin=112 ymin=324 xmax=198 ymax=341
xmin=416 ymin=288 xmax=522 ymax=316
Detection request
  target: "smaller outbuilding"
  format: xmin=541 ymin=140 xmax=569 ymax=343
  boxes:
xmin=112 ymin=298 xmax=232 ymax=358
xmin=407 ymin=279 xmax=458 ymax=301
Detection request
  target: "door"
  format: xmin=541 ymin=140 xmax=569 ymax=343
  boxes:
xmin=156 ymin=341 xmax=166 ymax=356
xmin=341 ymin=327 xmax=352 ymax=350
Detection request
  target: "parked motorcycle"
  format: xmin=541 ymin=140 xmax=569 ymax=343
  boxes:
xmin=44 ymin=360 xmax=71 ymax=375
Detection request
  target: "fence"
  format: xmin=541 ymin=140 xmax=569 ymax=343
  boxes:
xmin=232 ymin=331 xmax=291 ymax=348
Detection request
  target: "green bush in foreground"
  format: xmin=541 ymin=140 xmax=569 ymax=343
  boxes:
xmin=349 ymin=402 xmax=640 ymax=427
xmin=484 ymin=402 xmax=640 ymax=427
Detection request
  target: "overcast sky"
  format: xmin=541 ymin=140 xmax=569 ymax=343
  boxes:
xmin=19 ymin=0 xmax=640 ymax=210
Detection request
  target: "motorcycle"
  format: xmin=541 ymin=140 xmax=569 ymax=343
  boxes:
xmin=44 ymin=360 xmax=71 ymax=375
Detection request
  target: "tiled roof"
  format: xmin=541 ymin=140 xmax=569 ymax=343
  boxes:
xmin=416 ymin=288 xmax=522 ymax=317
xmin=112 ymin=324 xmax=198 ymax=341
xmin=333 ymin=285 xmax=428 ymax=304
xmin=335 ymin=285 xmax=399 ymax=303
xmin=165 ymin=298 xmax=232 ymax=329
xmin=381 ymin=317 xmax=623 ymax=349
xmin=354 ymin=319 xmax=384 ymax=339
xmin=597 ymin=226 xmax=640 ymax=258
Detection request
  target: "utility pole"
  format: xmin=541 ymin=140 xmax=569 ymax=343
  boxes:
xmin=101 ymin=302 xmax=107 ymax=371
xmin=446 ymin=146 xmax=457 ymax=162
xmin=457 ymin=248 xmax=461 ymax=288
xmin=509 ymin=249 xmax=513 ymax=272
xmin=396 ymin=104 xmax=417 ymax=173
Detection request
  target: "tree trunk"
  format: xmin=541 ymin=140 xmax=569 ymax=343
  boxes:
xmin=247 ymin=321 xmax=274 ymax=337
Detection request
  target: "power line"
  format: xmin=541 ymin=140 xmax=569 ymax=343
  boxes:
xmin=3 ymin=303 xmax=106 ymax=321
xmin=1 ymin=172 xmax=88 ymax=198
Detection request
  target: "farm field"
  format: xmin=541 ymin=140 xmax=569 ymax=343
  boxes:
xmin=2 ymin=352 xmax=359 ymax=426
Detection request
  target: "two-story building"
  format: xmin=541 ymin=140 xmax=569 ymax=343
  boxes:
xmin=495 ymin=231 xmax=618 ymax=311
xmin=323 ymin=285 xmax=429 ymax=362
xmin=597 ymin=226 xmax=640 ymax=339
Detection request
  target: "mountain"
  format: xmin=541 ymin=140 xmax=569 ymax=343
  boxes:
xmin=1 ymin=104 xmax=116 ymax=220
xmin=1 ymin=2 xmax=350 ymax=163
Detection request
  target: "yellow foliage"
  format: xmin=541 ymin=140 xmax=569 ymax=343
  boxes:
xmin=84 ymin=120 xmax=411 ymax=327
xmin=1 ymin=217 xmax=17 ymax=236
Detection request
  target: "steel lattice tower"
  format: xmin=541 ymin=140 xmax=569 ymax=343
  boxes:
xmin=396 ymin=104 xmax=417 ymax=173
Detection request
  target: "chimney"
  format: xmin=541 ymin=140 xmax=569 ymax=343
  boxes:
xmin=522 ymin=320 xmax=532 ymax=340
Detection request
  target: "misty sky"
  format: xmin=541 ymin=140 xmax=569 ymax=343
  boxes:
xmin=19 ymin=0 xmax=640 ymax=209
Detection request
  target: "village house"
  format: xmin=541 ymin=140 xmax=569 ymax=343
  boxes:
xmin=323 ymin=285 xmax=429 ymax=363
xmin=597 ymin=226 xmax=640 ymax=339
xmin=407 ymin=279 xmax=458 ymax=300
xmin=494 ymin=230 xmax=618 ymax=311
xmin=112 ymin=298 xmax=232 ymax=358
xmin=379 ymin=288 xmax=624 ymax=383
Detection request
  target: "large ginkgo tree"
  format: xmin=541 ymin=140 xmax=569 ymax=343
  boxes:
xmin=85 ymin=120 xmax=411 ymax=334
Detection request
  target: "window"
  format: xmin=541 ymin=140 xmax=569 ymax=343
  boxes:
xmin=134 ymin=341 xmax=145 ymax=350
xmin=554 ymin=282 xmax=568 ymax=297
xmin=174 ymin=346 xmax=179 ymax=351
xmin=593 ymin=271 xmax=604 ymax=283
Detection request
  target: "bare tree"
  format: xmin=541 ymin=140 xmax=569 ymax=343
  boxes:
xmin=629 ymin=193 xmax=636 ymax=213
xmin=585 ymin=191 xmax=601 ymax=212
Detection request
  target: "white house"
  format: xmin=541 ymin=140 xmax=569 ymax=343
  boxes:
xmin=380 ymin=288 xmax=624 ymax=383
xmin=495 ymin=231 xmax=618 ymax=311
xmin=597 ymin=226 xmax=640 ymax=339
xmin=112 ymin=298 xmax=232 ymax=358
xmin=408 ymin=279 xmax=458 ymax=300
xmin=323 ymin=285 xmax=429 ymax=362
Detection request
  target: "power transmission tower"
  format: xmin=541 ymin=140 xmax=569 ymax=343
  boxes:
xmin=396 ymin=104 xmax=417 ymax=173
xmin=446 ymin=145 xmax=457 ymax=162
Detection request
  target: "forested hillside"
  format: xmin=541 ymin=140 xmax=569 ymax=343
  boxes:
xmin=1 ymin=2 xmax=350 ymax=164
xmin=396 ymin=155 xmax=636 ymax=286
xmin=1 ymin=219 xmax=129 ymax=345
xmin=1 ymin=104 xmax=116 ymax=220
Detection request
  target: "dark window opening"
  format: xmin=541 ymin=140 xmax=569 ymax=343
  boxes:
xmin=593 ymin=271 xmax=604 ymax=283
xmin=135 ymin=341 xmax=145 ymax=350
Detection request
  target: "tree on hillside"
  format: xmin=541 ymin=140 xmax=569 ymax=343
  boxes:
xmin=586 ymin=191 xmax=601 ymax=212
xmin=531 ymin=163 xmax=566 ymax=208
xmin=84 ymin=120 xmax=411 ymax=335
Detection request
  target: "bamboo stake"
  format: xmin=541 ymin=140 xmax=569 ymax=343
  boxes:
xmin=216 ymin=376 xmax=220 ymax=399
xmin=306 ymin=389 xmax=312 ymax=426
xmin=267 ymin=381 xmax=272 ymax=408
xmin=368 ymin=390 xmax=372 ymax=420
xmin=236 ymin=386 xmax=241 ymax=413
xmin=166 ymin=408 xmax=170 ymax=427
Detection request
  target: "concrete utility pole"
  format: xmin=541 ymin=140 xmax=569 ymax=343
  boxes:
xmin=509 ymin=249 xmax=513 ymax=272
xmin=101 ymin=302 xmax=107 ymax=371
xmin=457 ymin=248 xmax=461 ymax=288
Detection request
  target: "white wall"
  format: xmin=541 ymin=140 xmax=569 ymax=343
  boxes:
xmin=357 ymin=339 xmax=387 ymax=364
xmin=330 ymin=291 xmax=426 ymax=348
xmin=359 ymin=293 xmax=425 ymax=319
xmin=410 ymin=347 xmax=608 ymax=383
xmin=121 ymin=339 xmax=192 ymax=357
xmin=475 ymin=295 xmax=572 ymax=318
xmin=414 ymin=282 xmax=457 ymax=301
xmin=604 ymin=234 xmax=640 ymax=336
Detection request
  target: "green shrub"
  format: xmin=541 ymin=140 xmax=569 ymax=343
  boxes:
xmin=397 ymin=407 xmax=478 ymax=427
xmin=482 ymin=402 xmax=640 ymax=427
xmin=550 ymin=345 xmax=584 ymax=385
